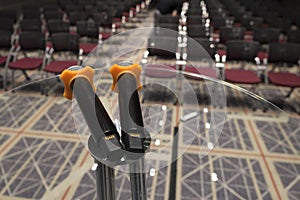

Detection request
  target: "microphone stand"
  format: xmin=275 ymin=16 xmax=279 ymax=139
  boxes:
xmin=60 ymin=64 xmax=150 ymax=200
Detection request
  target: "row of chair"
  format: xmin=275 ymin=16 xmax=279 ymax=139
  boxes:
xmin=1 ymin=32 xmax=81 ymax=92
xmin=145 ymin=1 xmax=300 ymax=105
xmin=0 ymin=0 xmax=150 ymax=92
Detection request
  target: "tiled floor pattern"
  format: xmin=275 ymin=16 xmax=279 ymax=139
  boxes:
xmin=0 ymin=79 xmax=299 ymax=200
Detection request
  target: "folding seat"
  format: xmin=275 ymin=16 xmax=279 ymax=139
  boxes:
xmin=143 ymin=35 xmax=180 ymax=103
xmin=187 ymin=9 xmax=203 ymax=17
xmin=251 ymin=27 xmax=280 ymax=62
xmin=219 ymin=26 xmax=246 ymax=44
xmin=46 ymin=20 xmax=70 ymax=36
xmin=43 ymin=33 xmax=81 ymax=75
xmin=43 ymin=11 xmax=64 ymax=22
xmin=42 ymin=4 xmax=60 ymax=12
xmin=184 ymin=38 xmax=218 ymax=80
xmin=228 ymin=6 xmax=246 ymax=22
xmin=57 ymin=0 xmax=73 ymax=11
xmin=76 ymin=20 xmax=100 ymax=54
xmin=22 ymin=9 xmax=41 ymax=20
xmin=92 ymin=12 xmax=114 ymax=40
xmin=7 ymin=32 xmax=46 ymax=89
xmin=187 ymin=24 xmax=209 ymax=39
xmin=210 ymin=16 xmax=228 ymax=32
xmin=253 ymin=28 xmax=280 ymax=44
xmin=267 ymin=17 xmax=292 ymax=34
xmin=19 ymin=19 xmax=42 ymax=32
xmin=0 ymin=10 xmax=18 ymax=22
xmin=147 ymin=33 xmax=179 ymax=58
xmin=267 ymin=43 xmax=300 ymax=97
xmin=0 ymin=30 xmax=12 ymax=89
xmin=64 ymin=4 xmax=82 ymax=15
xmin=68 ymin=11 xmax=88 ymax=26
xmin=0 ymin=18 xmax=15 ymax=33
xmin=240 ymin=16 xmax=263 ymax=31
xmin=154 ymin=13 xmax=179 ymax=28
xmin=42 ymin=33 xmax=82 ymax=94
xmin=187 ymin=16 xmax=205 ymax=26
xmin=287 ymin=30 xmax=300 ymax=43
xmin=223 ymin=40 xmax=261 ymax=85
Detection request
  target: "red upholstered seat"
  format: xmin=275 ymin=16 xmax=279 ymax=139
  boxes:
xmin=44 ymin=60 xmax=77 ymax=74
xmin=269 ymin=72 xmax=300 ymax=87
xmin=100 ymin=32 xmax=111 ymax=40
xmin=80 ymin=43 xmax=97 ymax=54
xmin=9 ymin=58 xmax=43 ymax=70
xmin=257 ymin=51 xmax=268 ymax=61
xmin=225 ymin=69 xmax=260 ymax=84
xmin=0 ymin=56 xmax=7 ymax=65
xmin=184 ymin=66 xmax=218 ymax=79
xmin=216 ymin=49 xmax=226 ymax=57
xmin=144 ymin=64 xmax=177 ymax=78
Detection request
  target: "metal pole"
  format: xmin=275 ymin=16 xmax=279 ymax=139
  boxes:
xmin=116 ymin=69 xmax=147 ymax=200
xmin=95 ymin=159 xmax=116 ymax=200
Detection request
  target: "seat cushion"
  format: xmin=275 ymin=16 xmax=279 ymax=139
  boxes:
xmin=257 ymin=51 xmax=268 ymax=60
xmin=226 ymin=69 xmax=261 ymax=84
xmin=185 ymin=66 xmax=218 ymax=79
xmin=9 ymin=58 xmax=43 ymax=70
xmin=0 ymin=56 xmax=7 ymax=65
xmin=144 ymin=64 xmax=177 ymax=78
xmin=44 ymin=60 xmax=77 ymax=74
xmin=269 ymin=72 xmax=300 ymax=87
xmin=100 ymin=32 xmax=111 ymax=40
xmin=80 ymin=43 xmax=97 ymax=54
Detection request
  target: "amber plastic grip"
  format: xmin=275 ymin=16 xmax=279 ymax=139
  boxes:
xmin=110 ymin=63 xmax=142 ymax=92
xmin=60 ymin=66 xmax=95 ymax=100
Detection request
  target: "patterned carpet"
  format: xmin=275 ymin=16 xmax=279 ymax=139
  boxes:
xmin=0 ymin=73 xmax=299 ymax=200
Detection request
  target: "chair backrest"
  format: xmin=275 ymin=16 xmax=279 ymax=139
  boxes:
xmin=211 ymin=16 xmax=228 ymax=30
xmin=19 ymin=31 xmax=45 ymax=50
xmin=187 ymin=38 xmax=216 ymax=59
xmin=43 ymin=11 xmax=63 ymax=21
xmin=22 ymin=9 xmax=41 ymax=19
xmin=20 ymin=19 xmax=42 ymax=32
xmin=0 ymin=18 xmax=15 ymax=33
xmin=220 ymin=27 xmax=246 ymax=43
xmin=148 ymin=36 xmax=178 ymax=58
xmin=287 ymin=30 xmax=300 ymax=43
xmin=42 ymin=4 xmax=60 ymax=12
xmin=0 ymin=10 xmax=18 ymax=22
xmin=69 ymin=11 xmax=87 ymax=25
xmin=93 ymin=12 xmax=113 ymax=27
xmin=51 ymin=33 xmax=79 ymax=53
xmin=187 ymin=25 xmax=209 ymax=38
xmin=187 ymin=16 xmax=204 ymax=25
xmin=154 ymin=13 xmax=179 ymax=27
xmin=76 ymin=20 xmax=98 ymax=38
xmin=268 ymin=42 xmax=300 ymax=64
xmin=226 ymin=40 xmax=259 ymax=61
xmin=0 ymin=30 xmax=11 ymax=49
xmin=47 ymin=20 xmax=70 ymax=35
xmin=241 ymin=16 xmax=263 ymax=30
xmin=267 ymin=17 xmax=291 ymax=33
xmin=253 ymin=28 xmax=280 ymax=44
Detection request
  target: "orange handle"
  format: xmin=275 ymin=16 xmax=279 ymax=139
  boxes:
xmin=60 ymin=66 xmax=95 ymax=100
xmin=109 ymin=63 xmax=142 ymax=92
